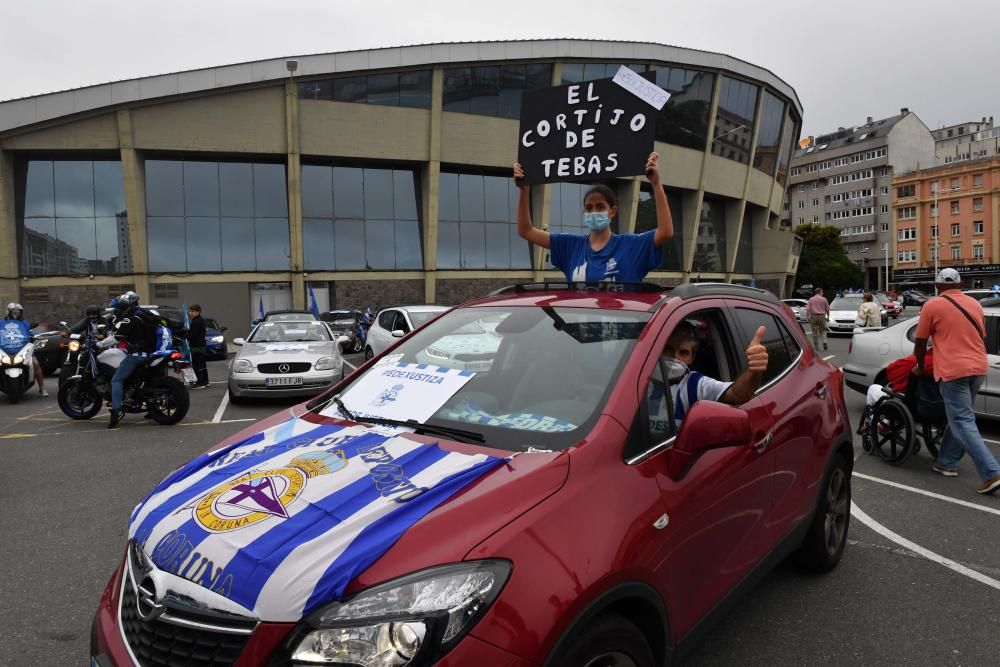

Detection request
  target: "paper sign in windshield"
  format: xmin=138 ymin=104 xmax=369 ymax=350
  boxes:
xmin=335 ymin=362 xmax=476 ymax=423
xmin=611 ymin=65 xmax=671 ymax=110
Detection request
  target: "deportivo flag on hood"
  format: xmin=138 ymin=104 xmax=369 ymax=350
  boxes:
xmin=128 ymin=417 xmax=504 ymax=621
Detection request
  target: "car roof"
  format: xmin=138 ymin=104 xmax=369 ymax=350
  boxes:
xmin=267 ymin=309 xmax=314 ymax=315
xmin=461 ymin=282 xmax=781 ymax=313
xmin=388 ymin=304 xmax=449 ymax=313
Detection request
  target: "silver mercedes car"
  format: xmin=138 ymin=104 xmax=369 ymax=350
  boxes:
xmin=228 ymin=320 xmax=343 ymax=402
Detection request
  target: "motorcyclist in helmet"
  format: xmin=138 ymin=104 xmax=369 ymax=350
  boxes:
xmin=107 ymin=292 xmax=162 ymax=428
xmin=69 ymin=304 xmax=107 ymax=337
xmin=4 ymin=302 xmax=48 ymax=397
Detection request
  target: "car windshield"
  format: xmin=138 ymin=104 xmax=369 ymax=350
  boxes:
xmin=249 ymin=321 xmax=331 ymax=343
xmin=874 ymin=294 xmax=892 ymax=304
xmin=204 ymin=319 xmax=219 ymax=329
xmin=319 ymin=306 xmax=650 ymax=451
xmin=267 ymin=313 xmax=317 ymax=321
xmin=830 ymin=297 xmax=864 ymax=310
xmin=327 ymin=316 xmax=356 ymax=327
xmin=406 ymin=310 xmax=443 ymax=328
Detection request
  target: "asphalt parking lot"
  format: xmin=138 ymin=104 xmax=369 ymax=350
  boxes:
xmin=1 ymin=326 xmax=999 ymax=666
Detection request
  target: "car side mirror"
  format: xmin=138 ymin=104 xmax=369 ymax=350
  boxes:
xmin=233 ymin=337 xmax=245 ymax=346
xmin=59 ymin=320 xmax=68 ymax=328
xmin=667 ymin=401 xmax=751 ymax=480
xmin=391 ymin=329 xmax=405 ymax=338
xmin=221 ymin=326 xmax=228 ymax=332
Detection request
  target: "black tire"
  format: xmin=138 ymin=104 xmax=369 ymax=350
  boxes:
xmin=548 ymin=613 xmax=654 ymax=667
xmin=145 ymin=376 xmax=190 ymax=425
xmin=921 ymin=423 xmax=942 ymax=460
xmin=228 ymin=387 xmax=245 ymax=405
xmin=6 ymin=381 xmax=23 ymax=404
xmin=352 ymin=336 xmax=364 ymax=354
xmin=365 ymin=346 xmax=374 ymax=361
xmin=57 ymin=378 xmax=102 ymax=419
xmin=872 ymin=398 xmax=915 ymax=465
xmin=794 ymin=453 xmax=851 ymax=573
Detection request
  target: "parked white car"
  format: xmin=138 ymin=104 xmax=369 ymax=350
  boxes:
xmin=842 ymin=308 xmax=1000 ymax=417
xmin=364 ymin=305 xmax=448 ymax=359
xmin=782 ymin=299 xmax=809 ymax=322
xmin=827 ymin=295 xmax=887 ymax=334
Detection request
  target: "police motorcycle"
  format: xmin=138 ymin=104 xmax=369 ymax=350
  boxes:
xmin=0 ymin=303 xmax=36 ymax=404
xmin=57 ymin=296 xmax=191 ymax=425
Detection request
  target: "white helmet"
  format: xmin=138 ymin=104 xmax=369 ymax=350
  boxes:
xmin=6 ymin=303 xmax=23 ymax=320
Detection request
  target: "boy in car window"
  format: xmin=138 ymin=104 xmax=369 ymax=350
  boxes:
xmin=649 ymin=322 xmax=768 ymax=436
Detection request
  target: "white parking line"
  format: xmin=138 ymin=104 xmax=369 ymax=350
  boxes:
xmin=343 ymin=360 xmax=357 ymax=372
xmin=822 ymin=354 xmax=836 ymax=361
xmin=211 ymin=390 xmax=229 ymax=424
xmin=851 ymin=502 xmax=1000 ymax=591
xmin=853 ymin=471 xmax=1000 ymax=517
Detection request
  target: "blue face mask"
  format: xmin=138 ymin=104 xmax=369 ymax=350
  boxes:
xmin=583 ymin=211 xmax=611 ymax=232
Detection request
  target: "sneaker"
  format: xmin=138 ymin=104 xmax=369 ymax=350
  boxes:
xmin=977 ymin=474 xmax=1000 ymax=495
xmin=192 ymin=384 xmax=209 ymax=390
xmin=39 ymin=389 xmax=48 ymax=397
xmin=932 ymin=463 xmax=959 ymax=477
xmin=108 ymin=408 xmax=123 ymax=429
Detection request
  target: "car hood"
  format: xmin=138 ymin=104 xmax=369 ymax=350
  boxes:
xmin=238 ymin=341 xmax=334 ymax=360
xmin=127 ymin=414 xmax=568 ymax=622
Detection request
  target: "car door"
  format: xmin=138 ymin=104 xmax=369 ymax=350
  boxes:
xmin=729 ymin=302 xmax=832 ymax=544
xmin=631 ymin=302 xmax=775 ymax=639
xmin=370 ymin=310 xmax=399 ymax=355
xmin=981 ymin=315 xmax=1000 ymax=415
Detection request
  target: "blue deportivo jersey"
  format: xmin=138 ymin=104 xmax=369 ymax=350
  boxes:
xmin=0 ymin=319 xmax=30 ymax=355
xmin=549 ymin=230 xmax=662 ymax=283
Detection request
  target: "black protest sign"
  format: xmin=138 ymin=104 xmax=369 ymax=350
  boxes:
xmin=517 ymin=78 xmax=655 ymax=185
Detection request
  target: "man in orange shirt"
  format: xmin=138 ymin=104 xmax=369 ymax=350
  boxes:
xmin=914 ymin=268 xmax=1000 ymax=494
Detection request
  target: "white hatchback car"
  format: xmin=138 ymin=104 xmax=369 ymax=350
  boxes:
xmin=364 ymin=305 xmax=448 ymax=359
xmin=843 ymin=307 xmax=1000 ymax=417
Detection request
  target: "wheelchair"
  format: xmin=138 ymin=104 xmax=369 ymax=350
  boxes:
xmin=858 ymin=374 xmax=947 ymax=466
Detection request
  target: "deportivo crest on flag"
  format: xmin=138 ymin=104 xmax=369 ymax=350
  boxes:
xmin=128 ymin=417 xmax=503 ymax=621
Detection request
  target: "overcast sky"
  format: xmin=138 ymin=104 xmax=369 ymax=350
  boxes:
xmin=2 ymin=0 xmax=997 ymax=136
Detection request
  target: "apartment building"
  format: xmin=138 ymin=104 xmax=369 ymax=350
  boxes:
xmin=784 ymin=109 xmax=936 ymax=290
xmin=892 ymin=158 xmax=1000 ymax=289
xmin=933 ymin=117 xmax=1000 ymax=165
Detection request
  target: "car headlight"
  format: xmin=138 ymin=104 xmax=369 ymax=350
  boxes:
xmin=314 ymin=356 xmax=338 ymax=371
xmin=210 ymin=335 xmax=225 ymax=344
xmin=233 ymin=358 xmax=254 ymax=373
xmin=289 ymin=561 xmax=510 ymax=666
xmin=68 ymin=340 xmax=80 ymax=352
xmin=424 ymin=347 xmax=450 ymax=360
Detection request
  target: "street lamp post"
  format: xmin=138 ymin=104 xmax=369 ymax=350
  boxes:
xmin=933 ymin=182 xmax=939 ymax=293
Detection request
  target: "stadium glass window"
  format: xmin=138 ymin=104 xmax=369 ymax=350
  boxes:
xmin=643 ymin=66 xmax=715 ymax=152
xmin=18 ymin=159 xmax=130 ymax=275
xmin=635 ymin=185 xmax=686 ymax=272
xmin=776 ymin=109 xmax=800 ymax=186
xmin=443 ymin=64 xmax=552 ymax=118
xmin=752 ymin=91 xmax=785 ymax=176
xmin=301 ymin=164 xmax=422 ymax=271
xmin=298 ymin=70 xmax=432 ymax=109
xmin=560 ymin=62 xmax=644 ymax=84
xmin=437 ymin=172 xmax=530 ymax=270
xmin=712 ymin=76 xmax=759 ymax=165
xmin=692 ymin=196 xmax=728 ymax=273
xmin=145 ymin=160 xmax=290 ymax=272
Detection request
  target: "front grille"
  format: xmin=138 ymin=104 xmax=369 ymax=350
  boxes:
xmin=454 ymin=352 xmax=495 ymax=362
xmin=258 ymin=362 xmax=311 ymax=374
xmin=119 ymin=546 xmax=256 ymax=666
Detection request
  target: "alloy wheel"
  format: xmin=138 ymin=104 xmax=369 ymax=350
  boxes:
xmin=583 ymin=652 xmax=640 ymax=667
xmin=824 ymin=468 xmax=849 ymax=556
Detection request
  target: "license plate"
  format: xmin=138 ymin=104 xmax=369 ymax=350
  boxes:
xmin=265 ymin=376 xmax=303 ymax=386
xmin=181 ymin=368 xmax=197 ymax=384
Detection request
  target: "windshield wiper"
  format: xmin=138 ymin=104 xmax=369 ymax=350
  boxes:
xmin=332 ymin=394 xmax=355 ymax=421
xmin=349 ymin=413 xmax=485 ymax=444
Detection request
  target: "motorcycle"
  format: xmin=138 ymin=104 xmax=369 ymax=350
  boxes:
xmin=58 ymin=322 xmax=107 ymax=389
xmin=0 ymin=319 xmax=36 ymax=404
xmin=57 ymin=332 xmax=191 ymax=425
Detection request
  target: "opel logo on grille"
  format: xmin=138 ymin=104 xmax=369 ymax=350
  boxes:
xmin=135 ymin=576 xmax=166 ymax=622
xmin=278 ymin=363 xmax=290 ymax=373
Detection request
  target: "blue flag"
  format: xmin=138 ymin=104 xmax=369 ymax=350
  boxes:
xmin=308 ymin=282 xmax=321 ymax=318
xmin=181 ymin=300 xmax=192 ymax=363
xmin=258 ymin=295 xmax=265 ymax=322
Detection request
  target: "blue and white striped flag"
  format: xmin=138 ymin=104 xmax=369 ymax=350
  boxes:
xmin=128 ymin=418 xmax=503 ymax=621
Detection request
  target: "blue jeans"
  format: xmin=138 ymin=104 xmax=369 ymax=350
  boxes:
xmin=938 ymin=376 xmax=1000 ymax=482
xmin=111 ymin=355 xmax=147 ymax=411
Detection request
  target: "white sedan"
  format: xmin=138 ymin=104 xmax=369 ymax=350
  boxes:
xmin=827 ymin=295 xmax=887 ymax=334
xmin=364 ymin=305 xmax=448 ymax=359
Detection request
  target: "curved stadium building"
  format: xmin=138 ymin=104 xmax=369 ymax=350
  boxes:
xmin=0 ymin=39 xmax=803 ymax=337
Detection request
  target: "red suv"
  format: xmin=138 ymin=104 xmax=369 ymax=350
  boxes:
xmin=92 ymin=283 xmax=853 ymax=666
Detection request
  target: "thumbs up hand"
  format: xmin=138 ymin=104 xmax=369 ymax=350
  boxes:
xmin=746 ymin=325 xmax=768 ymax=374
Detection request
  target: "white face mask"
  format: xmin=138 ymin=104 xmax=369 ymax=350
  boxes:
xmin=661 ymin=357 xmax=690 ymax=384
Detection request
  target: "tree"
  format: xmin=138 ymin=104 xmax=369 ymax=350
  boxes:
xmin=794 ymin=224 xmax=863 ymax=294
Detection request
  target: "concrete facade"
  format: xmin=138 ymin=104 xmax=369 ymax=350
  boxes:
xmin=785 ymin=110 xmax=936 ymax=291
xmin=0 ymin=40 xmax=803 ymax=338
